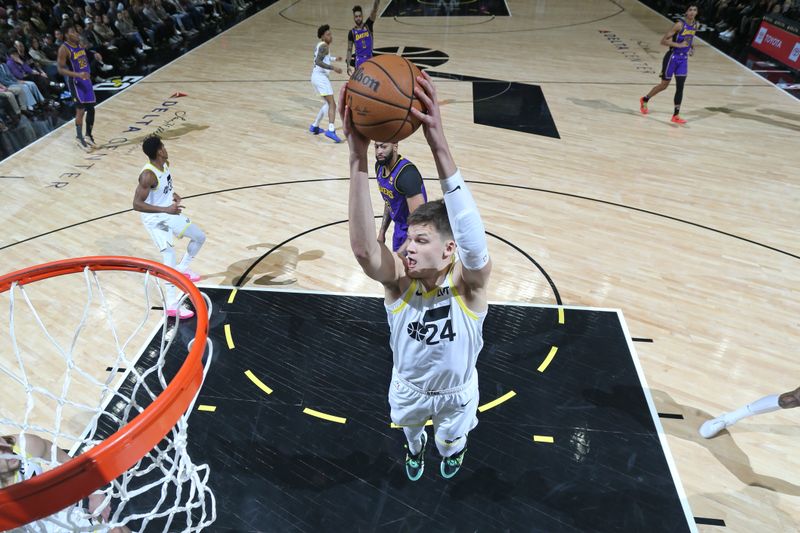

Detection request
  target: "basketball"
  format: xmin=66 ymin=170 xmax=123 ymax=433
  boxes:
xmin=345 ymin=55 xmax=426 ymax=143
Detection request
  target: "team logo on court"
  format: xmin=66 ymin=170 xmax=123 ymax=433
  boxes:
xmin=373 ymin=46 xmax=449 ymax=69
xmin=93 ymin=75 xmax=144 ymax=92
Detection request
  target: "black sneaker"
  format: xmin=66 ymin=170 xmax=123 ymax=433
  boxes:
xmin=85 ymin=134 xmax=96 ymax=146
xmin=76 ymin=136 xmax=88 ymax=148
xmin=440 ymin=447 xmax=467 ymax=479
xmin=404 ymin=432 xmax=427 ymax=481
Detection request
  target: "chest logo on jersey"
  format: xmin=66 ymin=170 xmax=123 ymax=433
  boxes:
xmin=406 ymin=304 xmax=456 ymax=345
xmin=352 ymin=67 xmax=381 ymax=93
xmin=379 ymin=184 xmax=395 ymax=199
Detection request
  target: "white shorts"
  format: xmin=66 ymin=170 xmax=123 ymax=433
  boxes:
xmin=389 ymin=371 xmax=479 ymax=452
xmin=311 ymin=72 xmax=333 ymax=97
xmin=141 ymin=212 xmax=192 ymax=251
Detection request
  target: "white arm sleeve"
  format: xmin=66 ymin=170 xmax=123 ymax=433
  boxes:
xmin=440 ymin=169 xmax=489 ymax=270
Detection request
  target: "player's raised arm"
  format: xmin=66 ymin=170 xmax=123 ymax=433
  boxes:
xmin=340 ymin=86 xmax=404 ymax=287
xmin=661 ymin=21 xmax=686 ymax=48
xmin=410 ymin=72 xmax=491 ymax=291
xmin=368 ymin=0 xmax=380 ymax=21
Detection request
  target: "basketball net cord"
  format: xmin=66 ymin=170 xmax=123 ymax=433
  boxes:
xmin=0 ymin=267 xmax=216 ymax=532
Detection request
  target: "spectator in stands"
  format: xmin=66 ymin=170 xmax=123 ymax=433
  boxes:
xmin=115 ymin=9 xmax=153 ymax=51
xmin=0 ymin=82 xmax=23 ymax=125
xmin=0 ymin=62 xmax=46 ymax=112
xmin=6 ymin=47 xmax=61 ymax=98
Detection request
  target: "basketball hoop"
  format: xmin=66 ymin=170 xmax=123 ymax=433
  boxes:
xmin=0 ymin=256 xmax=215 ymax=531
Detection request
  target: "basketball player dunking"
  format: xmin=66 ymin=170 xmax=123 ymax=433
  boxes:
xmin=133 ymin=135 xmax=206 ymax=319
xmin=310 ymin=24 xmax=344 ymax=143
xmin=57 ymin=24 xmax=98 ymax=148
xmin=342 ymin=72 xmax=491 ymax=481
xmin=375 ymin=141 xmax=427 ymax=254
xmin=639 ymin=4 xmax=697 ymax=124
xmin=346 ymin=1 xmax=380 ymax=76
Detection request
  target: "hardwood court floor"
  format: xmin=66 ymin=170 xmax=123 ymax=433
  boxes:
xmin=1 ymin=0 xmax=798 ymax=531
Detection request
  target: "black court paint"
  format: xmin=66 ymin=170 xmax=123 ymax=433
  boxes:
xmin=86 ymin=288 xmax=695 ymax=531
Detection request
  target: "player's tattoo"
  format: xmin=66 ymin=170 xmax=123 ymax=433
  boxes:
xmin=315 ymin=44 xmax=332 ymax=69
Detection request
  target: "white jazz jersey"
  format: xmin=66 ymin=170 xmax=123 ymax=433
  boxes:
xmin=141 ymin=162 xmax=173 ymax=210
xmin=8 ymin=445 xmax=96 ymax=532
xmin=311 ymin=41 xmax=334 ymax=77
xmin=385 ymin=265 xmax=487 ymax=392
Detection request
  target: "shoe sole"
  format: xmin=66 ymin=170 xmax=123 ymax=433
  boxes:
xmin=166 ymin=310 xmax=195 ymax=319
xmin=405 ymin=434 xmax=427 ymax=481
xmin=440 ymin=461 xmax=460 ymax=479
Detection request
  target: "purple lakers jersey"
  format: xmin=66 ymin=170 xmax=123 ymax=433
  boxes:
xmin=350 ymin=18 xmax=374 ymax=68
xmin=377 ymin=157 xmax=427 ymax=226
xmin=64 ymin=42 xmax=95 ymax=103
xmin=672 ymin=20 xmax=695 ymax=56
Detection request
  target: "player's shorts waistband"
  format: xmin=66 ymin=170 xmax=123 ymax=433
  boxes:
xmin=393 ymin=370 xmax=476 ymax=396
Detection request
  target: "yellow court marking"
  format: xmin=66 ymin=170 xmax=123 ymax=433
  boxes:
xmin=227 ymin=288 xmax=237 ymax=304
xmin=558 ymin=307 xmax=565 ymax=324
xmin=303 ymin=408 xmax=347 ymax=424
xmin=538 ymin=346 xmax=558 ymax=373
xmin=533 ymin=435 xmax=554 ymax=443
xmin=224 ymin=324 xmax=235 ymax=349
xmin=244 ymin=370 xmax=273 ymax=395
xmin=390 ymin=420 xmax=433 ymax=428
xmin=197 ymin=405 xmax=217 ymax=412
xmin=478 ymin=390 xmax=516 ymax=413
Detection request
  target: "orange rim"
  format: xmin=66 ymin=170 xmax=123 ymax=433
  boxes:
xmin=0 ymin=256 xmax=209 ymax=529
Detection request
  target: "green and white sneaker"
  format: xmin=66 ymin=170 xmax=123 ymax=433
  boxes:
xmin=404 ymin=432 xmax=427 ymax=481
xmin=440 ymin=447 xmax=467 ymax=479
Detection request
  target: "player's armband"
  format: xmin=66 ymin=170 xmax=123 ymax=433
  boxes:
xmin=441 ymin=169 xmax=489 ymax=270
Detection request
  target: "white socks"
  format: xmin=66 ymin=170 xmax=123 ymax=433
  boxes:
xmin=314 ymin=103 xmax=328 ymax=127
xmin=725 ymin=394 xmax=780 ymax=425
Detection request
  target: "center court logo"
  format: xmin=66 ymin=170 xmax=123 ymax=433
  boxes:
xmin=755 ymin=27 xmax=768 ymax=44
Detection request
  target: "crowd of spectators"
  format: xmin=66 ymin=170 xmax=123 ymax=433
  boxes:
xmin=702 ymin=0 xmax=799 ymax=46
xmin=0 ymin=0 xmax=254 ymax=141
xmin=655 ymin=1 xmax=800 ymax=51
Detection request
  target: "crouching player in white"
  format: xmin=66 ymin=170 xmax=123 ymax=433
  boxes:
xmin=133 ymin=135 xmax=206 ymax=319
xmin=0 ymin=433 xmax=129 ymax=532
xmin=341 ymin=71 xmax=491 ymax=481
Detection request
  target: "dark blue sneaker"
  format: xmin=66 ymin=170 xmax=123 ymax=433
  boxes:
xmin=324 ymin=129 xmax=342 ymax=143
xmin=309 ymin=124 xmax=323 ymax=135
xmin=440 ymin=446 xmax=467 ymax=479
xmin=404 ymin=432 xmax=427 ymax=481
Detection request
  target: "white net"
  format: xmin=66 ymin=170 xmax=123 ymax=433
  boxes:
xmin=0 ymin=263 xmax=216 ymax=532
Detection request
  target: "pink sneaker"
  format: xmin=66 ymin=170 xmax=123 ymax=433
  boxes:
xmin=181 ymin=270 xmax=201 ymax=282
xmin=166 ymin=306 xmax=195 ymax=319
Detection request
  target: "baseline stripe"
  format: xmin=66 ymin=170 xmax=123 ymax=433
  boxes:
xmin=478 ymin=390 xmax=516 ymax=412
xmin=303 ymin=408 xmax=346 ymax=424
xmin=244 ymin=370 xmax=273 ymax=395
xmin=538 ymin=346 xmax=558 ymax=372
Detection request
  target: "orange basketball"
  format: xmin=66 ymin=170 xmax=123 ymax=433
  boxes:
xmin=345 ymin=55 xmax=425 ymax=143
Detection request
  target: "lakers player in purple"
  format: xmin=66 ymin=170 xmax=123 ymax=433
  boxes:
xmin=346 ymin=1 xmax=380 ymax=76
xmin=57 ymin=24 xmax=98 ymax=148
xmin=639 ymin=4 xmax=697 ymax=125
xmin=375 ymin=141 xmax=427 ymax=253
